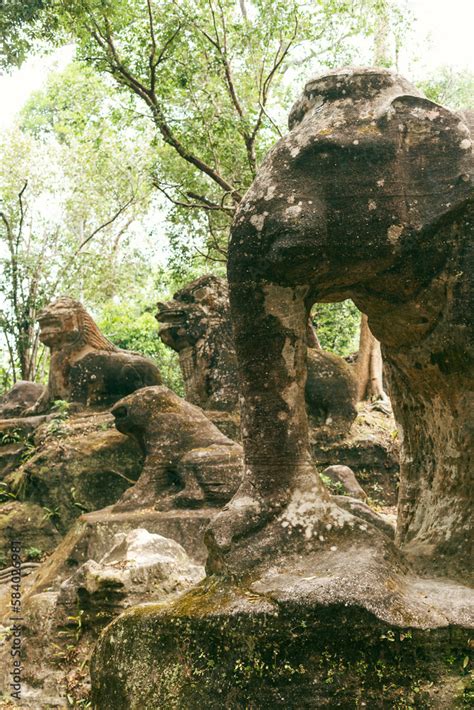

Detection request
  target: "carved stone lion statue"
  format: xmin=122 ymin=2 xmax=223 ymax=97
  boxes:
xmin=27 ymin=297 xmax=162 ymax=414
xmin=157 ymin=275 xmax=239 ymax=412
xmin=157 ymin=274 xmax=357 ymax=435
xmin=111 ymin=385 xmax=243 ymax=512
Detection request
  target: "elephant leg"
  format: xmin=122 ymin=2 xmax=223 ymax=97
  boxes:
xmin=206 ymin=280 xmax=329 ymax=552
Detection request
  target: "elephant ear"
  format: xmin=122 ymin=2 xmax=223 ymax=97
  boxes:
xmin=378 ymin=95 xmax=473 ymax=225
xmin=379 ymin=94 xmax=472 ymax=164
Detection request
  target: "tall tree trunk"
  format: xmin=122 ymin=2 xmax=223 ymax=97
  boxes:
xmin=354 ymin=314 xmax=385 ymax=401
xmin=373 ymin=0 xmax=390 ymax=66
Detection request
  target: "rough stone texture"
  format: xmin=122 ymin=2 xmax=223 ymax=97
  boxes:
xmin=0 ymin=381 xmax=46 ymax=418
xmin=332 ymin=495 xmax=395 ymax=539
xmin=89 ymin=68 xmax=474 ymax=708
xmin=157 ymin=274 xmax=358 ymax=436
xmin=57 ymin=528 xmax=204 ymax=626
xmin=0 ymin=414 xmax=53 ymax=481
xmin=322 ymin=464 xmax=367 ymax=500
xmin=312 ymin=403 xmax=399 ymax=505
xmin=0 ymin=414 xmax=53 ymax=441
xmin=0 ymin=501 xmax=60 ymax=560
xmin=157 ymin=274 xmax=239 ymax=412
xmin=0 ymin=527 xmax=205 ymax=707
xmin=205 ymin=67 xmax=473 ymax=582
xmin=90 ymin=579 xmax=473 ymax=709
xmin=111 ymin=386 xmax=242 ymax=512
xmin=306 ymin=349 xmax=357 ymax=436
xmin=3 ymin=412 xmax=143 ymax=535
xmin=26 ymin=296 xmax=161 ymax=414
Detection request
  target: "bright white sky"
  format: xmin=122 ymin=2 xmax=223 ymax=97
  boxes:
xmin=0 ymin=0 xmax=472 ymax=129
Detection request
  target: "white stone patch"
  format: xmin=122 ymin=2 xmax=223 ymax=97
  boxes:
xmin=264 ymin=185 xmax=276 ymax=201
xmin=263 ymin=283 xmax=308 ymax=332
xmin=368 ymin=200 xmax=377 ymax=211
xmin=60 ymin=529 xmax=205 ymax=601
xmin=460 ymin=139 xmax=472 ymax=150
xmin=250 ymin=212 xmax=268 ymax=232
xmin=285 ymin=204 xmax=303 ymax=219
xmin=387 ymin=224 xmax=404 ymax=245
xmin=377 ymin=178 xmax=385 ymax=188
xmin=353 ymin=139 xmax=359 ymax=145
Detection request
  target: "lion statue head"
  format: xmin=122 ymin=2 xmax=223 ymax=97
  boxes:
xmin=156 ymin=275 xmax=238 ymax=411
xmin=38 ymin=297 xmax=117 ymax=352
xmin=156 ymin=275 xmax=231 ymax=352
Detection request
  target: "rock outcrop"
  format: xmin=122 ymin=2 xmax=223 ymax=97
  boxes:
xmin=206 ymin=66 xmax=473 ymax=581
xmin=0 ymin=381 xmax=46 ymax=418
xmin=321 ymin=464 xmax=367 ymax=500
xmin=57 ymin=528 xmax=204 ymax=626
xmin=0 ymin=411 xmax=144 ymax=564
xmin=0 ymin=527 xmax=204 ymax=707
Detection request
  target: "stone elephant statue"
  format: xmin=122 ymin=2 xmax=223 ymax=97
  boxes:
xmin=206 ymin=68 xmax=473 ymax=582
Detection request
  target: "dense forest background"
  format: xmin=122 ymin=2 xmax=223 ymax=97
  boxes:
xmin=0 ymin=0 xmax=473 ymax=393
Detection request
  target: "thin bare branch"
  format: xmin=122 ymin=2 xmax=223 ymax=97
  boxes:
xmin=154 ymin=181 xmax=234 ymax=213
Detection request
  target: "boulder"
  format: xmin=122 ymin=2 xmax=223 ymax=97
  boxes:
xmin=57 ymin=528 xmax=204 ymax=626
xmin=3 ymin=412 xmax=143 ymax=535
xmin=322 ymin=464 xmax=367 ymax=500
xmin=0 ymin=381 xmax=46 ymax=418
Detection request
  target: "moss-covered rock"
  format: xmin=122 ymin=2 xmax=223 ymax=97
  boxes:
xmin=0 ymin=501 xmax=60 ymax=562
xmin=90 ymin=582 xmax=473 ymax=709
xmin=3 ymin=412 xmax=143 ymax=535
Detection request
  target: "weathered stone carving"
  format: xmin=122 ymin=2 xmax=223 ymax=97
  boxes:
xmin=157 ymin=274 xmax=357 ymax=435
xmin=306 ymin=348 xmax=357 ymax=435
xmin=0 ymin=381 xmax=46 ymax=418
xmin=111 ymin=385 xmax=243 ymax=511
xmin=27 ymin=297 xmax=161 ymax=414
xmin=157 ymin=275 xmax=239 ymax=412
xmin=206 ymin=67 xmax=473 ymax=581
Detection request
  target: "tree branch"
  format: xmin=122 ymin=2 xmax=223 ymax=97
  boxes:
xmin=88 ymin=7 xmax=242 ymax=202
xmin=153 ymin=181 xmax=234 ymax=213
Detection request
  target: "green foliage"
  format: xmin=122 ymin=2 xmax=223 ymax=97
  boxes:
xmin=25 ymin=546 xmax=43 ymax=561
xmin=0 ymin=429 xmax=24 ymax=445
xmin=0 ymin=61 xmax=158 ymax=381
xmin=51 ymin=400 xmax=71 ymax=418
xmin=42 ymin=504 xmax=61 ymax=524
xmin=5 ymin=0 xmax=408 ymax=267
xmin=319 ymin=473 xmax=346 ymax=496
xmin=97 ymin=301 xmax=184 ymax=396
xmin=0 ymin=0 xmax=55 ymax=69
xmin=312 ymin=301 xmax=360 ymax=356
xmin=0 ymin=481 xmax=17 ymax=503
xmin=418 ymin=67 xmax=474 ymax=110
xmin=0 ymin=1 xmax=412 ymax=374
